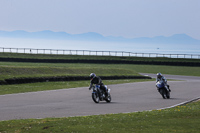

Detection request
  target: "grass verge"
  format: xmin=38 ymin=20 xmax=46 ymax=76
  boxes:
xmin=0 ymin=79 xmax=154 ymax=95
xmin=0 ymin=62 xmax=139 ymax=80
xmin=0 ymin=100 xmax=199 ymax=132
xmin=1 ymin=62 xmax=200 ymax=81
xmin=1 ymin=52 xmax=200 ymax=63
xmin=1 ymin=61 xmax=200 ymax=95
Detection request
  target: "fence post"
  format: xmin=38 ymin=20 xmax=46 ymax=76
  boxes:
xmin=1 ymin=47 xmax=200 ymax=59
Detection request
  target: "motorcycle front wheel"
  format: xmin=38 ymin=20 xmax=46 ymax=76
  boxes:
xmin=105 ymin=94 xmax=111 ymax=103
xmin=166 ymin=91 xmax=170 ymax=99
xmin=92 ymin=93 xmax=100 ymax=103
xmin=160 ymin=89 xmax=167 ymax=99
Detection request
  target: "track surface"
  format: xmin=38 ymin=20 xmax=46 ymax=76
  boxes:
xmin=0 ymin=74 xmax=200 ymax=121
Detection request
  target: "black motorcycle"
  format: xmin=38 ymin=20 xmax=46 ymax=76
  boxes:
xmin=91 ymin=84 xmax=111 ymax=103
xmin=156 ymin=81 xmax=170 ymax=99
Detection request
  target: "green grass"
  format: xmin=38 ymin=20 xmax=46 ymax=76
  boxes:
xmin=1 ymin=52 xmax=200 ymax=62
xmin=0 ymin=101 xmax=199 ymax=132
xmin=1 ymin=61 xmax=200 ymax=95
xmin=0 ymin=53 xmax=200 ymax=132
xmin=0 ymin=52 xmax=200 ymax=82
xmin=0 ymin=65 xmax=138 ymax=80
xmin=0 ymin=62 xmax=140 ymax=80
xmin=0 ymin=79 xmax=154 ymax=95
xmin=1 ymin=62 xmax=200 ymax=80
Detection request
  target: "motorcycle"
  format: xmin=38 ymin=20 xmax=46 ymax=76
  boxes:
xmin=156 ymin=81 xmax=170 ymax=99
xmin=91 ymin=84 xmax=111 ymax=103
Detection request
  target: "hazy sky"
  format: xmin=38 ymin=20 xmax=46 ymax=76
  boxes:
xmin=0 ymin=0 xmax=200 ymax=39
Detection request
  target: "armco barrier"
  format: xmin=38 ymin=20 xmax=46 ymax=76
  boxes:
xmin=0 ymin=76 xmax=151 ymax=85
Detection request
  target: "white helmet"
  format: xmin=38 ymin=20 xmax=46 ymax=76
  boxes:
xmin=90 ymin=73 xmax=96 ymax=79
xmin=157 ymin=73 xmax=162 ymax=78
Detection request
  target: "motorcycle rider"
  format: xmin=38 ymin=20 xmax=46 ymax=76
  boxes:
xmin=89 ymin=73 xmax=108 ymax=98
xmin=156 ymin=73 xmax=171 ymax=92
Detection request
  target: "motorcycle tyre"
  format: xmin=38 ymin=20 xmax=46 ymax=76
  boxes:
xmin=92 ymin=93 xmax=100 ymax=103
xmin=160 ymin=89 xmax=166 ymax=99
xmin=105 ymin=94 xmax=111 ymax=103
xmin=166 ymin=92 xmax=170 ymax=99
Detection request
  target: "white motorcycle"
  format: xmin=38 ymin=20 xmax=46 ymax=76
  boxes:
xmin=156 ymin=81 xmax=170 ymax=99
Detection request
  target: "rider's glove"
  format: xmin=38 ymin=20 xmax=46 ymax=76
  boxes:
xmin=89 ymin=87 xmax=91 ymax=90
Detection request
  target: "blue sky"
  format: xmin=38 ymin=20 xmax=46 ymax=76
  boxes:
xmin=0 ymin=0 xmax=200 ymax=39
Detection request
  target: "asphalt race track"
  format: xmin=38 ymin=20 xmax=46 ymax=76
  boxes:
xmin=0 ymin=74 xmax=200 ymax=121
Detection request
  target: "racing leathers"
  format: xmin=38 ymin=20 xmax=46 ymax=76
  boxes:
xmin=89 ymin=76 xmax=108 ymax=97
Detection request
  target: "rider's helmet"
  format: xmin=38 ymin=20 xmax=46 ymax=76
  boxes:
xmin=90 ymin=73 xmax=96 ymax=80
xmin=157 ymin=73 xmax=162 ymax=79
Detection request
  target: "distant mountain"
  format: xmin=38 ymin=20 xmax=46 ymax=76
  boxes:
xmin=0 ymin=30 xmax=199 ymax=45
xmin=130 ymin=34 xmax=200 ymax=44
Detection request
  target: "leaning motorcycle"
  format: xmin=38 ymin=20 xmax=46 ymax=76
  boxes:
xmin=156 ymin=81 xmax=170 ymax=99
xmin=91 ymin=85 xmax=111 ymax=103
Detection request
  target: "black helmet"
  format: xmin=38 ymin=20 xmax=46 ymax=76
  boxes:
xmin=90 ymin=73 xmax=96 ymax=79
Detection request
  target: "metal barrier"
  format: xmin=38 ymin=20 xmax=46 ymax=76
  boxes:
xmin=0 ymin=47 xmax=199 ymax=59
